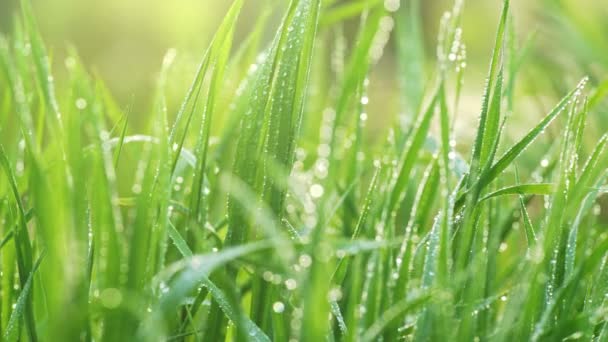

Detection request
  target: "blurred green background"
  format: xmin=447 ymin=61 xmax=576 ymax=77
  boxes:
xmin=0 ymin=0 xmax=606 ymax=132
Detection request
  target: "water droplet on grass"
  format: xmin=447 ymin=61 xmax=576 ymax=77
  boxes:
xmin=285 ymin=278 xmax=297 ymax=290
xmin=328 ymin=287 xmax=343 ymax=301
xmin=299 ymin=254 xmax=312 ymax=268
xmin=310 ymin=184 xmax=324 ymax=198
xmin=273 ymin=301 xmax=285 ymax=313
xmin=540 ymin=159 xmax=549 ymax=168
xmin=384 ymin=0 xmax=400 ymax=12
xmin=100 ymin=288 xmax=123 ymax=309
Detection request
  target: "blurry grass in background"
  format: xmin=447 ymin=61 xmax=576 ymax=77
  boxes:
xmin=0 ymin=0 xmax=605 ymax=127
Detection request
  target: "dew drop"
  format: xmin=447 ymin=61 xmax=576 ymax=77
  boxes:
xmin=299 ymin=254 xmax=313 ymax=268
xmin=285 ymin=278 xmax=298 ymax=290
xmin=328 ymin=287 xmax=343 ymax=301
xmin=310 ymin=184 xmax=324 ymax=199
xmin=383 ymin=0 xmax=400 ymax=12
xmin=75 ymin=98 xmax=88 ymax=110
xmin=100 ymin=288 xmax=123 ymax=309
xmin=540 ymin=159 xmax=549 ymax=168
xmin=273 ymin=301 xmax=285 ymax=313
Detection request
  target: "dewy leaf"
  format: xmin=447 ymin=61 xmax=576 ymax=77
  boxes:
xmin=361 ymin=293 xmax=431 ymax=342
xmin=4 ymin=252 xmax=44 ymax=342
xmin=329 ymin=5 xmax=385 ymax=164
xmin=468 ymin=0 xmax=509 ymax=185
xmin=332 ymin=166 xmax=381 ymax=290
xmin=156 ymin=241 xmax=272 ymax=314
xmin=480 ymin=77 xmax=589 ymax=190
xmin=168 ymin=0 xmax=244 ymax=176
xmin=480 ymin=183 xmax=554 ymax=202
xmin=163 ymin=223 xmax=270 ymax=342
xmin=228 ymin=0 xmax=321 ymax=245
xmin=0 ymin=36 xmax=36 ymax=150
xmin=479 ymin=67 xmax=505 ymax=171
xmin=519 ymin=195 xmax=537 ymax=248
xmin=20 ymin=0 xmax=63 ymax=134
xmin=0 ymin=144 xmax=36 ymax=342
xmin=387 ymin=91 xmax=439 ymax=215
xmin=189 ymin=0 xmax=241 ymax=226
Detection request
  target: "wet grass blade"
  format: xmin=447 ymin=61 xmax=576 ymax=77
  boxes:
xmin=0 ymin=144 xmax=36 ymax=342
xmin=480 ymin=183 xmax=554 ymax=202
xmin=3 ymin=252 xmax=43 ymax=342
xmin=480 ymin=78 xmax=588 ymax=189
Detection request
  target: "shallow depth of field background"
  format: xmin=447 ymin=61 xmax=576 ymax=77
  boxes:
xmin=0 ymin=0 xmax=606 ymax=149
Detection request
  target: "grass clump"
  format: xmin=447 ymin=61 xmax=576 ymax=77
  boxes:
xmin=0 ymin=0 xmax=607 ymax=341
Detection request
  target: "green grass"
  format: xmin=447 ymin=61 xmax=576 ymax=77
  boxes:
xmin=0 ymin=0 xmax=607 ymax=341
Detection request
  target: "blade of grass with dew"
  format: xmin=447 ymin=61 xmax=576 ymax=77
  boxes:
xmin=542 ymin=94 xmax=584 ymax=316
xmin=413 ymin=214 xmax=445 ymax=341
xmin=386 ymin=91 xmax=439 ymax=218
xmin=333 ymin=166 xmax=381 ymax=285
xmin=167 ymin=0 xmax=244 ymax=178
xmin=20 ymin=0 xmax=63 ymax=136
xmin=454 ymin=0 xmax=509 ymax=279
xmin=0 ymin=144 xmax=36 ymax=341
xmin=189 ymin=0 xmax=241 ymax=231
xmin=328 ymin=4 xmax=384 ymax=172
xmin=225 ymin=0 xmax=322 ymax=336
xmin=150 ymin=241 xmax=272 ymax=333
xmin=82 ymin=84 xmax=128 ymax=341
xmin=519 ymin=195 xmax=537 ymax=248
xmin=478 ymin=77 xmax=589 ymax=191
xmin=0 ymin=36 xmax=36 ymax=151
xmin=3 ymin=251 xmax=43 ymax=342
xmin=361 ymin=292 xmax=431 ymax=342
xmin=212 ymin=9 xmax=272 ymax=163
xmin=164 ymin=222 xmax=271 ymax=342
xmin=329 ymin=166 xmax=381 ymax=335
xmin=479 ymin=183 xmax=554 ymax=202
xmin=467 ymin=4 xmax=508 ymax=187
xmin=146 ymin=48 xmax=176 ymax=281
xmin=392 ymin=161 xmax=440 ymax=296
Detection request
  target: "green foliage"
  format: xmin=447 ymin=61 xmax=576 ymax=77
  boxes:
xmin=0 ymin=0 xmax=606 ymax=341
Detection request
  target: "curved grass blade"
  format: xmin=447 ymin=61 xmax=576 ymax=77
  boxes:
xmin=480 ymin=183 xmax=554 ymax=202
xmin=0 ymin=144 xmax=36 ymax=342
xmin=168 ymin=0 xmax=244 ymax=177
xmin=467 ymin=0 xmax=509 ymax=185
xmin=360 ymin=293 xmax=431 ymax=342
xmin=0 ymin=230 xmax=14 ymax=250
xmin=155 ymin=241 xmax=272 ymax=315
xmin=20 ymin=0 xmax=63 ymax=134
xmin=480 ymin=78 xmax=588 ymax=189
xmin=519 ymin=196 xmax=537 ymax=248
xmin=4 ymin=251 xmax=44 ymax=342
xmin=166 ymin=222 xmax=270 ymax=342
